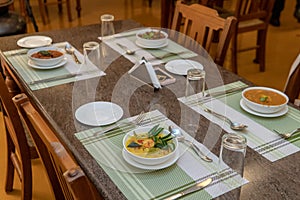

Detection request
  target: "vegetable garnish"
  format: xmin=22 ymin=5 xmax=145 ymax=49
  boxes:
xmin=38 ymin=50 xmax=51 ymax=56
xmin=259 ymin=95 xmax=269 ymax=102
xmin=127 ymin=125 xmax=175 ymax=152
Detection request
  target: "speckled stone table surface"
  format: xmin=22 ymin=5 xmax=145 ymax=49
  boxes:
xmin=1 ymin=20 xmax=299 ymax=200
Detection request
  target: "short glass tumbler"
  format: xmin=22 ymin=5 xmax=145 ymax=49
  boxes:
xmin=185 ymin=68 xmax=206 ymax=98
xmin=219 ymin=133 xmax=247 ymax=176
xmin=83 ymin=41 xmax=101 ymax=68
xmin=100 ymin=14 xmax=115 ymax=38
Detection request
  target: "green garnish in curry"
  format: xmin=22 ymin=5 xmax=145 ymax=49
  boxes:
xmin=38 ymin=50 xmax=51 ymax=56
xmin=259 ymin=95 xmax=269 ymax=102
xmin=127 ymin=124 xmax=175 ymax=151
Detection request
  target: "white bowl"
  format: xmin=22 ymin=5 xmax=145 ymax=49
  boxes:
xmin=136 ymin=28 xmax=168 ymax=48
xmin=123 ymin=126 xmax=178 ymax=165
xmin=27 ymin=46 xmax=65 ymax=67
xmin=242 ymin=87 xmax=289 ymax=114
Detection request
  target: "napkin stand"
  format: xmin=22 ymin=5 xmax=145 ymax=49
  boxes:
xmin=128 ymin=58 xmax=162 ymax=90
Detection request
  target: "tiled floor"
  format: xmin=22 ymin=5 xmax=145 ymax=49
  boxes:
xmin=1 ymin=0 xmax=300 ymax=199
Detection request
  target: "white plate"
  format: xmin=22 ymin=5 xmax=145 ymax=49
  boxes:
xmin=75 ymin=102 xmax=123 ymax=126
xmin=122 ymin=148 xmax=180 ymax=170
xmin=165 ymin=59 xmax=204 ymax=75
xmin=135 ymin=40 xmax=168 ymax=49
xmin=17 ymin=36 xmax=52 ymax=48
xmin=240 ymin=99 xmax=288 ymax=117
xmin=28 ymin=57 xmax=67 ymax=69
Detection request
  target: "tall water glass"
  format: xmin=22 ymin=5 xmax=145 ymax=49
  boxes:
xmin=100 ymin=14 xmax=115 ymax=39
xmin=219 ymin=133 xmax=247 ymax=176
xmin=83 ymin=41 xmax=101 ymax=69
xmin=185 ymin=68 xmax=206 ymax=98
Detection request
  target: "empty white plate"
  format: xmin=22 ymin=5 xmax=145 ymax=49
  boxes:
xmin=17 ymin=36 xmax=52 ymax=48
xmin=165 ymin=59 xmax=203 ymax=75
xmin=75 ymin=102 xmax=123 ymax=126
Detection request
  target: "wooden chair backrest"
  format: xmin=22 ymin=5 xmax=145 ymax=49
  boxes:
xmin=13 ymin=93 xmax=102 ymax=200
xmin=284 ymin=54 xmax=300 ymax=104
xmin=0 ymin=71 xmax=32 ymax=199
xmin=171 ymin=1 xmax=237 ymax=66
xmin=234 ymin=0 xmax=274 ymax=23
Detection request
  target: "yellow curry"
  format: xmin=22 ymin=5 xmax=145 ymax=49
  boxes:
xmin=125 ymin=125 xmax=175 ymax=158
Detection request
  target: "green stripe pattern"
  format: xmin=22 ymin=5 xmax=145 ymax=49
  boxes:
xmin=75 ymin=110 xmax=248 ymax=199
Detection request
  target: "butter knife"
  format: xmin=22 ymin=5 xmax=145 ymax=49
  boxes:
xmin=164 ymin=178 xmax=212 ymax=200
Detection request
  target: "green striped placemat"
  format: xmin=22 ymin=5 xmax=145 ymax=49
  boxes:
xmin=3 ymin=42 xmax=105 ymax=90
xmin=75 ymin=110 xmax=248 ymax=200
xmin=180 ymin=81 xmax=300 ymax=162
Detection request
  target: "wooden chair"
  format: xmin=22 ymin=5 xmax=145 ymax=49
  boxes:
xmin=37 ymin=0 xmax=72 ymax=24
xmin=13 ymin=93 xmax=102 ymax=200
xmin=171 ymin=1 xmax=237 ymax=67
xmin=208 ymin=0 xmax=275 ymax=73
xmin=0 ymin=71 xmax=33 ymax=200
xmin=284 ymin=53 xmax=300 ymax=105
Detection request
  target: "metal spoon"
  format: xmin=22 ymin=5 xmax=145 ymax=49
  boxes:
xmin=274 ymin=128 xmax=300 ymax=139
xmin=203 ymin=107 xmax=248 ymax=131
xmin=116 ymin=43 xmax=136 ymax=55
xmin=65 ymin=43 xmax=81 ymax=64
xmin=169 ymin=126 xmax=213 ymax=162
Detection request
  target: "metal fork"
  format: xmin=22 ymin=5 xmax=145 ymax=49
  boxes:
xmin=93 ymin=111 xmax=146 ymax=136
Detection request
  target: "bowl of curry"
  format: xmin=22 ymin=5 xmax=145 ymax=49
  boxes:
xmin=123 ymin=125 xmax=178 ymax=165
xmin=27 ymin=46 xmax=65 ymax=67
xmin=242 ymin=87 xmax=289 ymax=114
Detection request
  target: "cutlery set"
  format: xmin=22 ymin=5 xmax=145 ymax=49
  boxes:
xmin=274 ymin=128 xmax=300 ymax=139
xmin=164 ymin=177 xmax=213 ymax=200
xmin=91 ymin=114 xmax=168 ymax=140
xmin=28 ymin=70 xmax=101 ymax=85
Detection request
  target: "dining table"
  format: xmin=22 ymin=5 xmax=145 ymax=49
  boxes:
xmin=1 ymin=19 xmax=300 ymax=200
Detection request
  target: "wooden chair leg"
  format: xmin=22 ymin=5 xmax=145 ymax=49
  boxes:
xmin=5 ymin=134 xmax=15 ymax=192
xmin=21 ymin=159 xmax=32 ymax=200
xmin=231 ymin=33 xmax=238 ymax=74
xmin=66 ymin=0 xmax=72 ymax=22
xmin=37 ymin=0 xmax=47 ymax=24
xmin=57 ymin=0 xmax=63 ymax=13
xmin=257 ymin=29 xmax=267 ymax=72
xmin=76 ymin=0 xmax=81 ymax=17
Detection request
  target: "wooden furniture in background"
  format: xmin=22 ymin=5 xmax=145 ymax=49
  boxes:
xmin=211 ymin=0 xmax=275 ymax=73
xmin=37 ymin=0 xmax=72 ymax=24
xmin=171 ymin=1 xmax=237 ymax=66
xmin=13 ymin=93 xmax=102 ymax=200
xmin=18 ymin=0 xmax=81 ymax=25
xmin=0 ymin=70 xmax=33 ymax=200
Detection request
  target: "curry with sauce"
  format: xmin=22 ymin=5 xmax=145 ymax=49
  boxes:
xmin=244 ymin=89 xmax=286 ymax=106
xmin=125 ymin=125 xmax=175 ymax=158
xmin=31 ymin=50 xmax=63 ymax=59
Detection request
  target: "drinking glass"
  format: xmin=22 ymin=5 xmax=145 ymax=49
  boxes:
xmin=219 ymin=133 xmax=247 ymax=177
xmin=185 ymin=68 xmax=206 ymax=98
xmin=83 ymin=41 xmax=101 ymax=69
xmin=100 ymin=14 xmax=115 ymax=39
